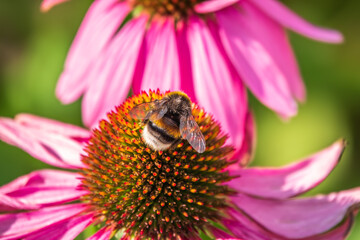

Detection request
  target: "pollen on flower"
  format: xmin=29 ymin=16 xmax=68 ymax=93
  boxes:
xmin=129 ymin=0 xmax=206 ymax=19
xmin=81 ymin=90 xmax=235 ymax=240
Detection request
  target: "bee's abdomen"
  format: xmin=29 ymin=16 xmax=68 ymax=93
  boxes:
xmin=142 ymin=121 xmax=177 ymax=151
xmin=151 ymin=117 xmax=181 ymax=138
xmin=148 ymin=121 xmax=176 ymax=142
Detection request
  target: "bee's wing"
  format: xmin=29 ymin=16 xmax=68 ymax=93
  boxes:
xmin=129 ymin=101 xmax=157 ymax=120
xmin=129 ymin=100 xmax=168 ymax=121
xmin=180 ymin=115 xmax=206 ymax=153
xmin=154 ymin=105 xmax=168 ymax=120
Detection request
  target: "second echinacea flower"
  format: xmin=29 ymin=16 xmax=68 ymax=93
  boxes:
xmin=46 ymin=0 xmax=342 ymax=154
xmin=0 ymin=91 xmax=359 ymax=239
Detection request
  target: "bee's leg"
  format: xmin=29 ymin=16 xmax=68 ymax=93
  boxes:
xmin=132 ymin=125 xmax=142 ymax=131
xmin=132 ymin=120 xmax=147 ymax=131
xmin=169 ymin=139 xmax=182 ymax=151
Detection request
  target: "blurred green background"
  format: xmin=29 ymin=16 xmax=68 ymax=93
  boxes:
xmin=0 ymin=0 xmax=359 ymax=239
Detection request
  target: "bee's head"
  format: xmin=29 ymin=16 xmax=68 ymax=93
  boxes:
xmin=165 ymin=92 xmax=192 ymax=114
xmin=160 ymin=95 xmax=190 ymax=128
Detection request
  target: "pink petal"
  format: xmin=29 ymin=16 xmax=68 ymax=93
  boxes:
xmin=240 ymin=2 xmax=306 ymax=101
xmin=87 ymin=226 xmax=114 ymax=240
xmin=221 ymin=210 xmax=279 ymax=240
xmin=0 ymin=170 xmax=87 ymax=211
xmin=211 ymin=227 xmax=235 ymax=239
xmin=195 ymin=0 xmax=239 ymax=13
xmin=82 ymin=16 xmax=147 ymax=128
xmin=217 ymin=238 xmax=243 ymax=240
xmin=24 ymin=213 xmax=93 ymax=240
xmin=133 ymin=19 xmax=181 ymax=94
xmin=187 ymin=16 xmax=248 ymax=155
xmin=0 ymin=170 xmax=80 ymax=193
xmin=41 ymin=0 xmax=69 ymax=12
xmin=0 ymin=195 xmax=39 ymax=212
xmin=224 ymin=207 xmax=354 ymax=240
xmin=227 ymin=140 xmax=344 ymax=199
xmin=216 ymin=4 xmax=298 ymax=117
xmin=15 ymin=114 xmax=90 ymax=141
xmin=232 ymin=188 xmax=360 ymax=238
xmin=232 ymin=111 xmax=256 ymax=166
xmin=175 ymin=21 xmax=197 ymax=101
xmin=0 ymin=116 xmax=85 ymax=169
xmin=56 ymin=0 xmax=130 ymax=104
xmin=302 ymin=215 xmax=353 ymax=240
xmin=249 ymin=0 xmax=343 ymax=43
xmin=0 ymin=203 xmax=87 ymax=239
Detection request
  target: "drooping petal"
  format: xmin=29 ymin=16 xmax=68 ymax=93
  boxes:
xmin=221 ymin=210 xmax=278 ymax=240
xmin=40 ymin=0 xmax=69 ymax=12
xmin=210 ymin=226 xmax=236 ymax=239
xmin=232 ymin=188 xmax=360 ymax=239
xmin=187 ymin=16 xmax=248 ymax=155
xmin=0 ymin=203 xmax=88 ymax=239
xmin=227 ymin=140 xmax=344 ymax=199
xmin=133 ymin=18 xmax=181 ymax=94
xmin=82 ymin=16 xmax=148 ymax=128
xmin=195 ymin=0 xmax=239 ymax=13
xmin=56 ymin=0 xmax=130 ymax=104
xmin=23 ymin=213 xmax=93 ymax=240
xmin=0 ymin=170 xmax=76 ymax=194
xmin=216 ymin=4 xmax=298 ymax=117
xmin=14 ymin=114 xmax=90 ymax=140
xmin=302 ymin=215 xmax=353 ymax=240
xmin=87 ymin=226 xmax=114 ymax=240
xmin=0 ymin=117 xmax=85 ymax=169
xmin=223 ymin=207 xmax=354 ymax=240
xmin=249 ymin=0 xmax=343 ymax=43
xmin=0 ymin=170 xmax=87 ymax=211
xmin=238 ymin=2 xmax=306 ymax=101
xmin=233 ymin=111 xmax=256 ymax=166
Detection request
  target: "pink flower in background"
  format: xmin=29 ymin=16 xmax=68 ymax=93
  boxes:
xmin=0 ymin=93 xmax=359 ymax=239
xmin=44 ymin=0 xmax=343 ymax=155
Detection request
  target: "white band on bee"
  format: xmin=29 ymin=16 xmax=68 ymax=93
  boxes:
xmin=142 ymin=125 xmax=172 ymax=151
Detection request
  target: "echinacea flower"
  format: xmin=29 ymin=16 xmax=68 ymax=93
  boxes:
xmin=44 ymin=0 xmax=342 ymax=154
xmin=0 ymin=91 xmax=359 ymax=239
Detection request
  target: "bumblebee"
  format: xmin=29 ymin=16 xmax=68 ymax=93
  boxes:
xmin=129 ymin=91 xmax=206 ymax=153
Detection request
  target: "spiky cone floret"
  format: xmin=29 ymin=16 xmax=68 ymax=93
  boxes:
xmin=129 ymin=0 xmax=207 ymax=19
xmin=81 ymin=90 xmax=237 ymax=240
